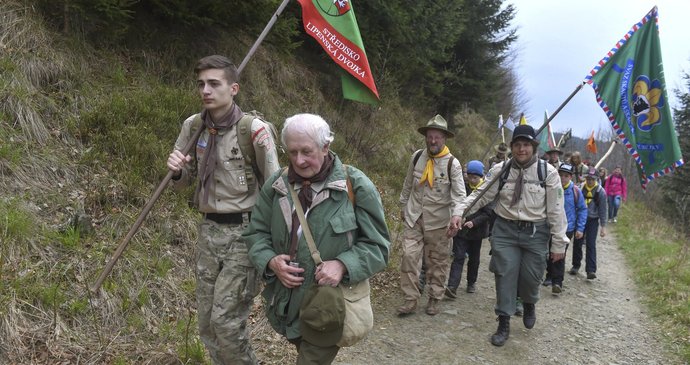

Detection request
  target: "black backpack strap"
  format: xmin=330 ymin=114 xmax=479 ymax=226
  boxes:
xmin=537 ymin=159 xmax=547 ymax=188
xmin=412 ymin=149 xmax=424 ymax=167
xmin=498 ymin=160 xmax=512 ymax=191
xmin=447 ymin=155 xmax=454 ymax=183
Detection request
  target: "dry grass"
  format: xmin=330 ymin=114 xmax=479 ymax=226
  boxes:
xmin=1 ymin=1 xmax=73 ymax=145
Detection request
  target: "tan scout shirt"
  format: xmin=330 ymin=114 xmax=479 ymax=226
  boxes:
xmin=171 ymin=113 xmax=280 ymax=214
xmin=399 ymin=149 xmax=466 ymax=231
xmin=458 ymin=160 xmax=569 ymax=253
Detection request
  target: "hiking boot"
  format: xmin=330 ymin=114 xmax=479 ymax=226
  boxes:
xmin=515 ymin=298 xmax=523 ymax=316
xmin=444 ymin=287 xmax=458 ymax=299
xmin=397 ymin=300 xmax=417 ymax=315
xmin=491 ymin=315 xmax=510 ymax=346
xmin=542 ymin=277 xmax=552 ymax=286
xmin=613 ymin=218 xmax=618 ymax=223
xmin=568 ymin=267 xmax=579 ymax=275
xmin=552 ymin=284 xmax=562 ymax=295
xmin=523 ymin=303 xmax=536 ymax=329
xmin=466 ymin=283 xmax=476 ymax=293
xmin=425 ymin=298 xmax=440 ymax=316
xmin=587 ymin=272 xmax=597 ymax=280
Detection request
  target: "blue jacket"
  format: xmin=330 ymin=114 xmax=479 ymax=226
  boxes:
xmin=563 ymin=181 xmax=587 ymax=233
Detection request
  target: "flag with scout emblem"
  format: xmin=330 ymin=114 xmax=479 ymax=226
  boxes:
xmin=585 ymin=6 xmax=684 ymax=188
xmin=297 ymin=0 xmax=379 ymax=105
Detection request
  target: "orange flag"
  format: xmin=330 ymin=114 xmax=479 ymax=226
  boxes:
xmin=586 ymin=131 xmax=598 ymax=154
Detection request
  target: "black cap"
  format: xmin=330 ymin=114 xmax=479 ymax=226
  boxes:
xmin=511 ymin=125 xmax=539 ymax=146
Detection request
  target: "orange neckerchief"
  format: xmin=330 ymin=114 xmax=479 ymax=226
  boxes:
xmin=419 ymin=146 xmax=450 ymax=188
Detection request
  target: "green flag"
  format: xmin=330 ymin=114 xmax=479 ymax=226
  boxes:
xmin=585 ymin=6 xmax=684 ymax=188
xmin=537 ymin=110 xmax=555 ymax=155
xmin=297 ymin=0 xmax=379 ymax=105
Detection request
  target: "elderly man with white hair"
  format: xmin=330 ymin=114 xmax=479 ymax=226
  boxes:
xmin=243 ymin=113 xmax=390 ymax=364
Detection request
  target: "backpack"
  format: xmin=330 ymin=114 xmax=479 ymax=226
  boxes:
xmin=572 ymin=184 xmax=581 ymax=206
xmin=412 ymin=149 xmax=455 ymax=183
xmin=191 ymin=110 xmax=280 ymax=195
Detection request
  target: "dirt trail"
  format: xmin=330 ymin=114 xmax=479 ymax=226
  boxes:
xmin=333 ymin=230 xmax=681 ymax=365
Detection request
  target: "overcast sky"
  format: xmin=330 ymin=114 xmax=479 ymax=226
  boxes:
xmin=509 ymin=0 xmax=690 ymax=139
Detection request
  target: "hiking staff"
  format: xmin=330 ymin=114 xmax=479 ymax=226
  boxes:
xmin=461 ymin=82 xmax=585 ymax=219
xmin=595 ymin=140 xmax=618 ymax=169
xmin=90 ymin=0 xmax=292 ymax=293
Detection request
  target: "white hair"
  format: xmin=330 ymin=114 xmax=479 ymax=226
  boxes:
xmin=281 ymin=113 xmax=335 ymax=148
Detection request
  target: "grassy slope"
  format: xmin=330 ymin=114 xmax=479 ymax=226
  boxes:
xmin=616 ymin=203 xmax=690 ymax=362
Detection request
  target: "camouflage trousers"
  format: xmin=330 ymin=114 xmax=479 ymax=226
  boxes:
xmin=197 ymin=218 xmax=259 ymax=365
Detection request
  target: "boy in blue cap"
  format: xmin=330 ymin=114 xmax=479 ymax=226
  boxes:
xmin=445 ymin=160 xmax=493 ymax=297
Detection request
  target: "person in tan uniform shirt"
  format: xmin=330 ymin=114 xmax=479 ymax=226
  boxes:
xmin=397 ymin=115 xmax=466 ymax=316
xmin=167 ymin=55 xmax=280 ymax=365
xmin=458 ymin=124 xmax=568 ymax=347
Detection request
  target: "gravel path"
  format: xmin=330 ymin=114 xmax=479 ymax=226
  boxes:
xmin=333 ymin=231 xmax=681 ymax=364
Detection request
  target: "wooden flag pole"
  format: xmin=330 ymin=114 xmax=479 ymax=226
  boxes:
xmin=595 ymin=140 xmax=618 ymax=169
xmin=90 ymin=0 xmax=292 ymax=294
xmin=462 ymin=83 xmax=584 ymax=219
xmin=481 ymin=115 xmax=511 ymax=164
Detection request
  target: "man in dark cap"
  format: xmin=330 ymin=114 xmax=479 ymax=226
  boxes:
xmin=457 ymin=124 xmax=568 ymax=347
xmin=398 ymin=115 xmax=466 ymax=316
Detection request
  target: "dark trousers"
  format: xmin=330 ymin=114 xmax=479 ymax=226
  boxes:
xmin=289 ymin=337 xmax=340 ymax=365
xmin=572 ymin=218 xmax=599 ymax=273
xmin=447 ymin=236 xmax=483 ymax=288
xmin=546 ymin=231 xmax=572 ymax=286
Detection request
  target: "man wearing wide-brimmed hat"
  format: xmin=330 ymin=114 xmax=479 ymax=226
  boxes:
xmin=488 ymin=142 xmax=509 ymax=167
xmin=544 ymin=146 xmax=563 ymax=168
xmin=398 ymin=115 xmax=466 ymax=316
xmin=457 ymin=124 xmax=568 ymax=347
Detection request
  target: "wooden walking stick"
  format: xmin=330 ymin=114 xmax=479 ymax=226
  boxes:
xmin=90 ymin=0 xmax=292 ymax=293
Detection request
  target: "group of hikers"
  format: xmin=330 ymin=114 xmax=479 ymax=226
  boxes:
xmin=396 ymin=116 xmax=628 ymax=348
xmin=165 ymin=55 xmax=629 ymax=364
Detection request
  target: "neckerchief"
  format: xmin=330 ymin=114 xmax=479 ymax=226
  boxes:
xmin=469 ymin=177 xmax=484 ymax=192
xmin=197 ymin=104 xmax=244 ymax=205
xmin=287 ymin=152 xmax=335 ymax=260
xmin=583 ymin=183 xmax=599 ymax=205
xmin=510 ymin=156 xmax=538 ymax=207
xmin=419 ymin=145 xmax=450 ymax=188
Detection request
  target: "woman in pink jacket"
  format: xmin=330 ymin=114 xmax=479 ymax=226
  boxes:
xmin=604 ymin=166 xmax=627 ymax=222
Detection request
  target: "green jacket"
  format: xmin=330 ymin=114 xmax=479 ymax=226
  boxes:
xmin=243 ymin=154 xmax=390 ymax=340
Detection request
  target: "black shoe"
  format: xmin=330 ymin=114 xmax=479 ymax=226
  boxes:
xmin=522 ymin=303 xmax=536 ymax=329
xmin=587 ymin=272 xmax=597 ymax=280
xmin=491 ymin=315 xmax=510 ymax=346
xmin=552 ymin=284 xmax=562 ymax=295
xmin=444 ymin=287 xmax=458 ymax=299
xmin=568 ymin=267 xmax=579 ymax=275
xmin=542 ymin=278 xmax=552 ymax=286
xmin=466 ymin=283 xmax=476 ymax=293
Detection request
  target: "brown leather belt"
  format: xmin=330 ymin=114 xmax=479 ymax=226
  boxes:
xmin=203 ymin=212 xmax=251 ymax=225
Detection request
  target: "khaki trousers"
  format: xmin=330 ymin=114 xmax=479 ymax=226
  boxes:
xmin=400 ymin=216 xmax=452 ymax=300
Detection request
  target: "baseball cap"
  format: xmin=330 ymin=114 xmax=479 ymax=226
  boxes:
xmin=558 ymin=163 xmax=574 ymax=175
